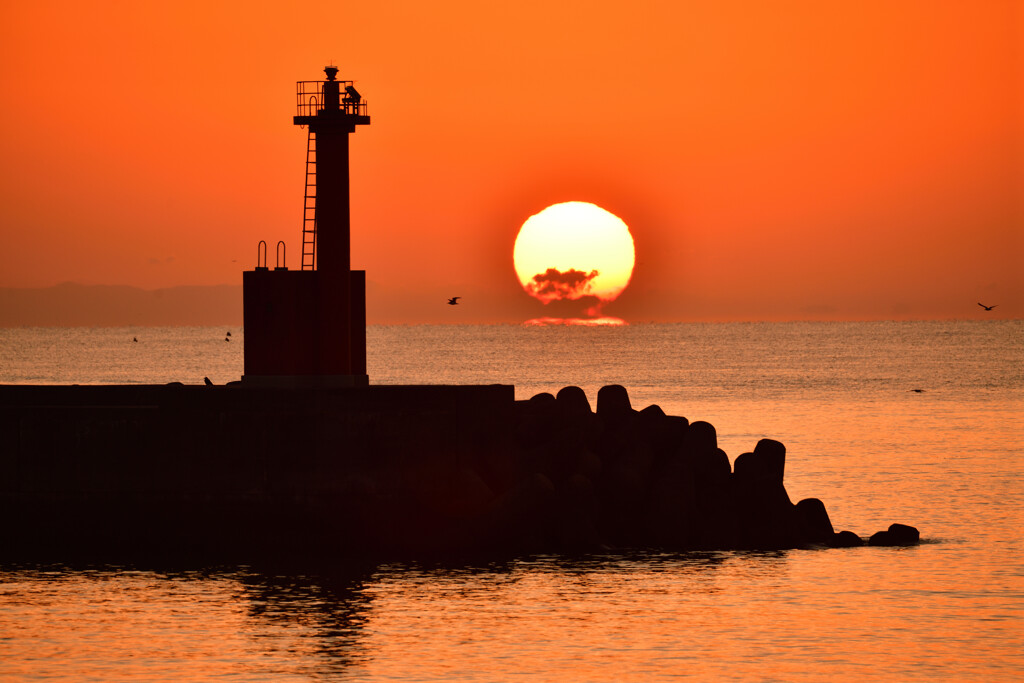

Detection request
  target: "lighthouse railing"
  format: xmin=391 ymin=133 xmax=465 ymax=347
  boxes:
xmin=295 ymin=80 xmax=368 ymax=117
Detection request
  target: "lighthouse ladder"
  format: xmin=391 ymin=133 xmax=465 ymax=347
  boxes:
xmin=301 ymin=129 xmax=317 ymax=270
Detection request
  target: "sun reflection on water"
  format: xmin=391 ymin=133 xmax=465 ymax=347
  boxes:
xmin=523 ymin=316 xmax=627 ymax=326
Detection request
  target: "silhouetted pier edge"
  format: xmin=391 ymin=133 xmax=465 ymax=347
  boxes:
xmin=0 ymin=383 xmax=918 ymax=561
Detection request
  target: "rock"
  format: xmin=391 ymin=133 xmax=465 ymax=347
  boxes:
xmin=554 ymin=474 xmax=603 ymax=551
xmin=473 ymin=443 xmax=522 ymax=498
xmin=556 ymin=386 xmax=592 ymax=417
xmin=598 ymin=450 xmax=650 ymax=545
xmin=691 ymin=491 xmax=738 ymax=549
xmin=515 ymin=394 xmax=559 ymax=447
xmin=573 ymin=447 xmax=603 ymax=481
xmin=689 ymin=457 xmax=737 ymax=549
xmin=888 ymin=523 xmax=921 ymax=543
xmin=572 ymin=412 xmax=607 ymax=456
xmin=667 ymin=414 xmax=690 ymax=432
xmin=502 ymin=394 xmax=903 ymax=554
xmin=482 ymin=472 xmax=557 ymax=552
xmin=867 ymin=531 xmax=893 ymax=545
xmin=338 ymin=472 xmax=377 ymax=499
xmin=829 ymin=530 xmax=864 ymax=547
xmin=868 ymin=523 xmax=920 ymax=546
xmin=685 ymin=421 xmax=718 ymax=453
xmin=732 ymin=439 xmax=797 ymax=549
xmin=639 ymin=403 xmax=666 ymax=420
xmin=521 ymin=431 xmax=588 ymax=485
xmin=734 ymin=438 xmax=785 ymax=485
xmin=596 ymin=384 xmax=633 ymax=421
xmin=644 ymin=452 xmax=698 ymax=547
xmin=442 ymin=467 xmax=495 ymax=520
xmin=794 ymin=498 xmax=835 ymax=543
xmin=695 ymin=447 xmax=731 ymax=482
xmin=528 ymin=392 xmax=557 ymax=408
xmin=642 ymin=411 xmax=688 ymax=487
xmin=664 ymin=415 xmax=690 ymax=449
xmin=636 ymin=405 xmax=673 ymax=452
xmin=683 ymin=422 xmax=729 ymax=483
xmin=591 ymin=395 xmax=639 ymax=466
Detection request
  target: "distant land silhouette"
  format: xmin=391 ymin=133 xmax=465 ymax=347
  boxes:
xmin=0 ymin=283 xmax=243 ymax=326
xmin=0 ymin=281 xmax=556 ymax=326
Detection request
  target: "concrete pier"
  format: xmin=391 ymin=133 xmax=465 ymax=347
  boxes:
xmin=0 ymin=382 xmax=916 ymax=561
xmin=0 ymin=383 xmax=514 ymax=560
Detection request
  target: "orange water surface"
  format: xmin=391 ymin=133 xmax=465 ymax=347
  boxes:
xmin=0 ymin=321 xmax=1020 ymax=681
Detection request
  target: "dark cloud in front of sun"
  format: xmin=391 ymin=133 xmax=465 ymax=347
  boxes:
xmin=526 ymin=268 xmax=600 ymax=301
xmin=537 ymin=294 xmax=605 ymax=319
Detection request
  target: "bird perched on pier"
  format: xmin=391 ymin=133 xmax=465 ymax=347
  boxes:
xmin=978 ymin=302 xmax=997 ymax=311
xmin=447 ymin=297 xmax=461 ymax=305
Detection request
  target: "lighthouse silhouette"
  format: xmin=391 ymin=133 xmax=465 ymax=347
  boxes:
xmin=242 ymin=66 xmax=370 ymax=386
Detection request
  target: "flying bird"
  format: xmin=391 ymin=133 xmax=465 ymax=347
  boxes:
xmin=447 ymin=297 xmax=461 ymax=305
xmin=978 ymin=303 xmax=997 ymax=311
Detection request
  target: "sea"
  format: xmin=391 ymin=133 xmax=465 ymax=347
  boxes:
xmin=0 ymin=321 xmax=1021 ymax=682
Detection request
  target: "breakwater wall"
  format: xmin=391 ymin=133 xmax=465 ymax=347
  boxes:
xmin=0 ymin=383 xmax=916 ymax=561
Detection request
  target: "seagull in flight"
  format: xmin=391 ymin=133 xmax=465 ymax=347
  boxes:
xmin=978 ymin=302 xmax=998 ymax=311
xmin=447 ymin=297 xmax=461 ymax=305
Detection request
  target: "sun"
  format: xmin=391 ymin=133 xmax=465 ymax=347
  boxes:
xmin=513 ymin=202 xmax=635 ymax=308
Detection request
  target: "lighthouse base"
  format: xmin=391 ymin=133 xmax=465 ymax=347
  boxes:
xmin=241 ymin=373 xmax=369 ymax=388
xmin=242 ymin=268 xmax=367 ymax=381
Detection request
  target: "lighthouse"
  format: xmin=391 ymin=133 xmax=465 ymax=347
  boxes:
xmin=242 ymin=66 xmax=370 ymax=386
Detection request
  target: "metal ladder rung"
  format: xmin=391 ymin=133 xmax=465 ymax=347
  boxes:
xmin=301 ymin=128 xmax=317 ymax=270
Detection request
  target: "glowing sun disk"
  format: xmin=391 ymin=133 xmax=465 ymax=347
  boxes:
xmin=513 ymin=202 xmax=635 ymax=304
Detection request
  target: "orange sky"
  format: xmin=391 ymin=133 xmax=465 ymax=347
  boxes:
xmin=0 ymin=0 xmax=1020 ymax=323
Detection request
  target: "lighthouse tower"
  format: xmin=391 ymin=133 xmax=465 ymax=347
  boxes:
xmin=242 ymin=66 xmax=371 ymax=386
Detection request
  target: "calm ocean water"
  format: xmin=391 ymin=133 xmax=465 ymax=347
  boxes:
xmin=0 ymin=321 xmax=1021 ymax=681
